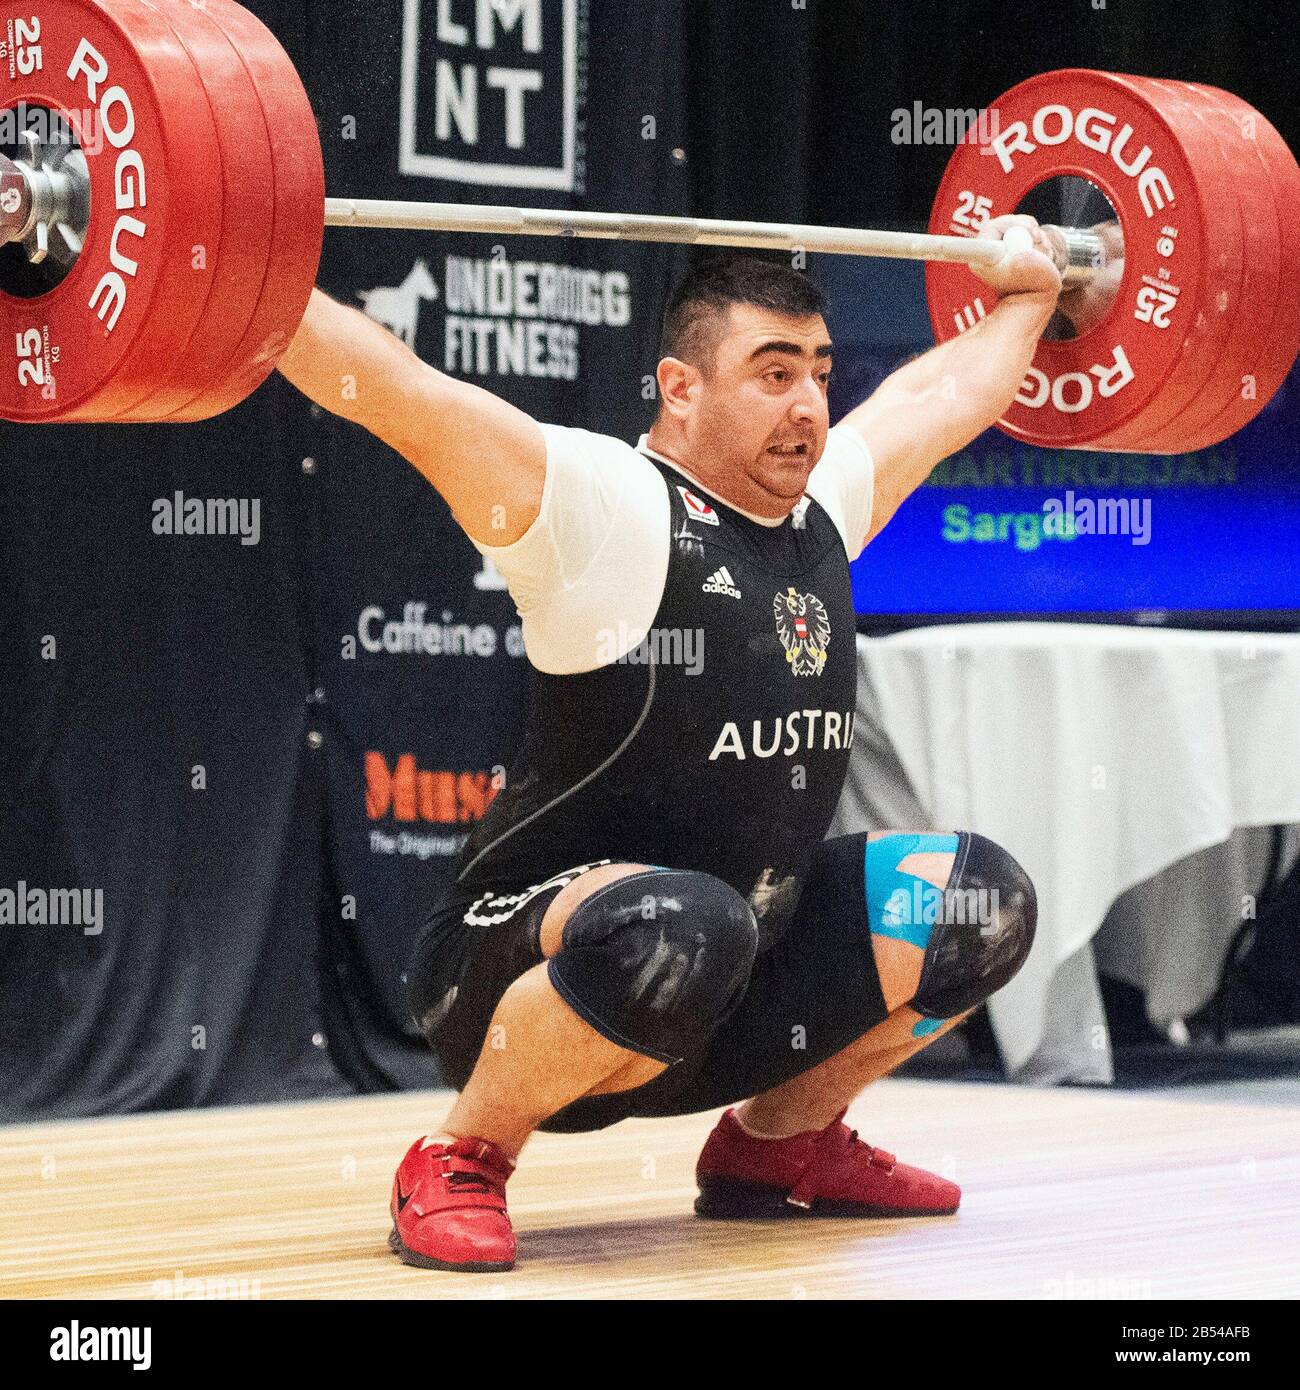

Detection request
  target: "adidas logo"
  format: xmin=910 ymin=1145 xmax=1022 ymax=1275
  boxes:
xmin=702 ymin=566 xmax=742 ymax=600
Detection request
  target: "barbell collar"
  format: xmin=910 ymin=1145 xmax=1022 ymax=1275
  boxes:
xmin=1058 ymin=227 xmax=1109 ymax=279
xmin=0 ymin=138 xmax=88 ymax=266
xmin=0 ymin=152 xmax=35 ymax=248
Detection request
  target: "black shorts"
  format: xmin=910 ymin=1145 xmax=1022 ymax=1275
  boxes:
xmin=405 ymin=833 xmax=890 ymax=1133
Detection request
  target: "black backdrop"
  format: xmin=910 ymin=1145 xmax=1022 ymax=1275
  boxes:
xmin=2 ymin=0 xmax=1295 ymax=1117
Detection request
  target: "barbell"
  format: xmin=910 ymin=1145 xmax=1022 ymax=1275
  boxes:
xmin=0 ymin=0 xmax=1297 ymax=454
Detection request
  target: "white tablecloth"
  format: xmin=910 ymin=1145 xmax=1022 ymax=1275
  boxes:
xmin=830 ymin=623 xmax=1300 ymax=1082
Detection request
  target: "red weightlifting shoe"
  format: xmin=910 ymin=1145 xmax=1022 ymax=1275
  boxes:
xmin=388 ymin=1135 xmax=517 ymax=1271
xmin=695 ymin=1107 xmax=960 ymax=1219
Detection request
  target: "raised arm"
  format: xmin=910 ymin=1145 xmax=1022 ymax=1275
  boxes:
xmin=277 ymin=289 xmax=546 ymax=545
xmin=840 ymin=215 xmax=1063 ymax=545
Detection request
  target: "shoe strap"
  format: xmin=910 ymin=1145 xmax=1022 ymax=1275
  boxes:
xmin=408 ymin=1138 xmax=514 ymax=1213
xmin=434 ymin=1136 xmax=516 ymax=1180
xmin=786 ymin=1120 xmax=897 ymax=1208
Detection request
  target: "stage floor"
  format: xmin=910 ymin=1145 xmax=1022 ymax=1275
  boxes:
xmin=3 ymin=1079 xmax=1295 ymax=1299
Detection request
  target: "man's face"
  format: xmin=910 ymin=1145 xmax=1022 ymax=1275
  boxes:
xmin=676 ymin=304 xmax=833 ymax=518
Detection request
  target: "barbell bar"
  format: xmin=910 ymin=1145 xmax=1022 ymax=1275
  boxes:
xmin=319 ymin=196 xmax=1109 ymax=284
xmin=0 ymin=157 xmax=1107 ymax=280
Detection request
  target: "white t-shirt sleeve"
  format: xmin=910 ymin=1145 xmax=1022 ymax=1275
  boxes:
xmin=469 ymin=423 xmax=627 ymax=614
xmin=470 ymin=424 xmax=671 ymax=675
xmin=806 ymin=424 xmax=877 ymax=562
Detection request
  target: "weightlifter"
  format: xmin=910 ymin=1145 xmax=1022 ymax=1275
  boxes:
xmin=278 ymin=215 xmax=1078 ymax=1273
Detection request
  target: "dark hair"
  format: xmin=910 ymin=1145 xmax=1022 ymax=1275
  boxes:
xmin=659 ymin=254 xmax=826 ymax=375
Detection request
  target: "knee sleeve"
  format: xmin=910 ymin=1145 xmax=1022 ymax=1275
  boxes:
xmin=547 ymin=869 xmax=760 ymax=1066
xmin=866 ymin=831 xmax=1037 ymax=1020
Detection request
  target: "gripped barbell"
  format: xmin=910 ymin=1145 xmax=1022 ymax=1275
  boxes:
xmin=0 ymin=0 xmax=1297 ymax=452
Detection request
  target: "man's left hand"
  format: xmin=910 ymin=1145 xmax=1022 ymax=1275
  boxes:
xmin=968 ymin=213 xmax=1063 ymax=298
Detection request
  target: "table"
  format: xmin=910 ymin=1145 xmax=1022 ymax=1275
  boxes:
xmin=830 ymin=623 xmax=1300 ymax=1082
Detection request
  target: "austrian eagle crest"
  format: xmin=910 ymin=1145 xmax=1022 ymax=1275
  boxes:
xmin=774 ymin=586 xmax=831 ymax=677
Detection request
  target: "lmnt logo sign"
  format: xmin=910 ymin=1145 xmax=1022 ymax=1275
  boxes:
xmin=399 ymin=0 xmax=583 ymax=191
xmin=366 ymin=753 xmax=499 ymax=824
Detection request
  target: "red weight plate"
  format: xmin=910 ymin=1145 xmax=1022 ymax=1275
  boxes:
xmin=1104 ymin=74 xmax=1262 ymax=452
xmin=1173 ymin=83 xmax=1300 ymax=450
xmin=160 ymin=0 xmax=323 ymax=422
xmin=1119 ymin=77 xmax=1279 ymax=453
xmin=0 ymin=0 xmax=224 ymax=422
xmin=108 ymin=0 xmax=277 ymax=420
xmin=927 ymin=70 xmax=1221 ymax=452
